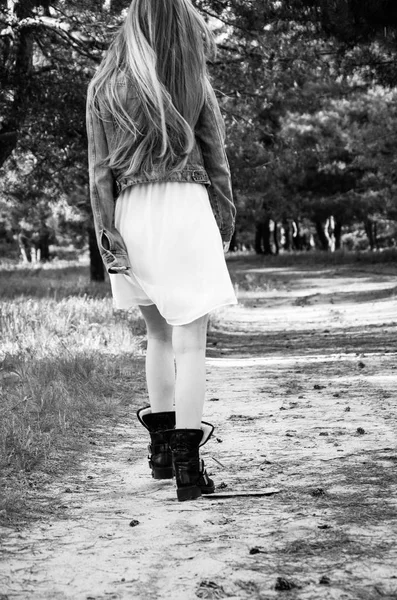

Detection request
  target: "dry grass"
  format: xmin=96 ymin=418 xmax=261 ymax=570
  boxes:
xmin=0 ymin=260 xmax=145 ymax=523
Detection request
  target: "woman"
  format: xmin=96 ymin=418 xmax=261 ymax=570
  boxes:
xmin=86 ymin=0 xmax=237 ymax=501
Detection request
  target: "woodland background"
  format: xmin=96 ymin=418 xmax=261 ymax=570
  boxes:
xmin=1 ymin=0 xmax=397 ymax=279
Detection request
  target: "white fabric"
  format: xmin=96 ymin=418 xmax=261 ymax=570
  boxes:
xmin=109 ymin=182 xmax=237 ymax=325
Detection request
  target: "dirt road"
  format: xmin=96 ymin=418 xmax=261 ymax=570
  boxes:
xmin=1 ymin=260 xmax=397 ymax=599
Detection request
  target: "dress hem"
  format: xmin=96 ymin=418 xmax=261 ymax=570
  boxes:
xmin=112 ymin=298 xmax=238 ymax=326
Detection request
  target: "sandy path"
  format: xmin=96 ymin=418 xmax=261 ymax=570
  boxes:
xmin=1 ymin=262 xmax=397 ymax=600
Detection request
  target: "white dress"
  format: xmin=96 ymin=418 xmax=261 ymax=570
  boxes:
xmin=109 ymin=181 xmax=237 ymax=326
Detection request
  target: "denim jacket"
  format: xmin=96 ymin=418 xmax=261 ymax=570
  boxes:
xmin=86 ymin=77 xmax=236 ymax=274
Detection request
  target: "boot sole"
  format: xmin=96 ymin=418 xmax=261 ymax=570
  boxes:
xmin=152 ymin=467 xmax=173 ymax=479
xmin=177 ymin=485 xmax=202 ymax=502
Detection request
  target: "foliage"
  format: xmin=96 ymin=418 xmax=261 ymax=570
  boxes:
xmin=197 ymin=1 xmax=397 ymax=249
xmin=1 ymin=0 xmax=397 ymax=257
xmin=0 ymin=0 xmax=125 ymax=260
xmin=278 ymin=86 xmax=397 ymax=223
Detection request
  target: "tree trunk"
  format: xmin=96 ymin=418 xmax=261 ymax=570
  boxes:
xmin=315 ymin=219 xmax=336 ymax=251
xmin=334 ymin=220 xmax=342 ymax=250
xmin=17 ymin=233 xmax=31 ymax=262
xmin=0 ymin=132 xmax=19 ymax=169
xmin=31 ymin=246 xmax=38 ymax=263
xmin=255 ymin=219 xmax=273 ymax=254
xmin=38 ymin=230 xmax=50 ymax=262
xmin=326 ymin=216 xmax=336 ymax=252
xmin=373 ymin=222 xmax=378 ymax=250
xmin=283 ymin=219 xmax=293 ymax=251
xmin=255 ymin=217 xmax=273 ymax=254
xmin=0 ymin=1 xmax=35 ymax=168
xmin=88 ymin=227 xmax=105 ymax=281
xmin=255 ymin=222 xmax=264 ymax=254
xmin=364 ymin=218 xmax=378 ymax=250
xmin=292 ymin=221 xmax=308 ymax=250
xmin=315 ymin=220 xmax=328 ymax=250
xmin=273 ymin=221 xmax=280 ymax=255
xmin=263 ymin=218 xmax=273 ymax=254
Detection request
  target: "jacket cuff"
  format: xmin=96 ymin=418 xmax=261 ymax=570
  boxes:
xmin=107 ymin=264 xmax=131 ymax=275
xmin=103 ymin=254 xmax=131 ymax=274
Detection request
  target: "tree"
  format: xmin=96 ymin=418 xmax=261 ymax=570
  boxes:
xmin=0 ymin=0 xmax=132 ymax=166
xmin=0 ymin=0 xmax=131 ymax=276
xmin=196 ymin=1 xmax=397 ymax=251
xmin=2 ymin=0 xmax=397 ymax=263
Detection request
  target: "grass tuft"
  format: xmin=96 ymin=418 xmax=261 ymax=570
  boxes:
xmin=0 ymin=262 xmax=145 ymax=522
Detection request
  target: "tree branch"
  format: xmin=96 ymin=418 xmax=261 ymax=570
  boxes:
xmin=1 ymin=14 xmax=106 ymax=58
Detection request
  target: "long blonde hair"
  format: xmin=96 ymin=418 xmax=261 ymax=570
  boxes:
xmin=90 ymin=0 xmax=215 ymax=176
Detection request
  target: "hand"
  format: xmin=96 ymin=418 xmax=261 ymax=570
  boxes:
xmin=223 ymin=241 xmax=230 ymax=254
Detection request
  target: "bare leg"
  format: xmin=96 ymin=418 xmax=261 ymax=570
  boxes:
xmin=172 ymin=314 xmax=209 ymax=429
xmin=139 ymin=305 xmax=175 ymax=413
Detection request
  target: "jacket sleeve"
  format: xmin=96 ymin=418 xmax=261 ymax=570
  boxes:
xmin=195 ymin=81 xmax=236 ymax=243
xmin=86 ymin=85 xmax=131 ymax=274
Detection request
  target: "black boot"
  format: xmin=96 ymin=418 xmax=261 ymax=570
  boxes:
xmin=169 ymin=424 xmax=215 ymax=502
xmin=137 ymin=406 xmax=175 ymax=479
